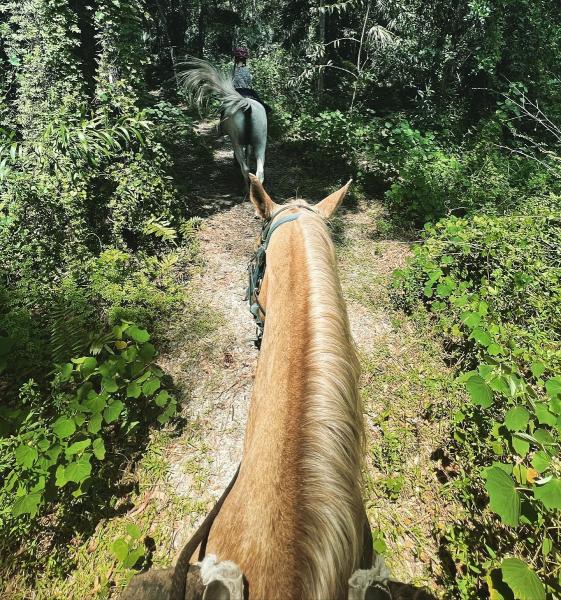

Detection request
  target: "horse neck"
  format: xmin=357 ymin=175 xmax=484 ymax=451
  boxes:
xmin=245 ymin=214 xmax=365 ymax=600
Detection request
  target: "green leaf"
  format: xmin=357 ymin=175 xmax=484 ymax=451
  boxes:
xmin=142 ymin=377 xmax=160 ymax=397
xmin=64 ymin=457 xmax=92 ymax=483
xmin=534 ymin=429 xmax=555 ymax=446
xmin=15 ymin=445 xmax=38 ymax=469
xmin=504 ymin=407 xmax=529 ymax=432
xmin=66 ymin=439 xmax=91 ymax=456
xmin=12 ymin=492 xmax=42 ymax=517
xmin=85 ymin=393 xmax=106 ymax=414
xmin=128 ymin=326 xmax=150 ymax=343
xmin=532 ymin=451 xmax=551 ymax=474
xmin=88 ymin=414 xmax=103 ymax=434
xmin=461 ymin=311 xmax=481 ymax=328
xmin=512 ymin=436 xmax=529 ymax=458
xmin=52 ymin=417 xmax=76 ymax=440
xmin=103 ymin=400 xmax=124 ymax=424
xmin=59 ymin=363 xmax=74 ymax=382
xmin=535 ymin=403 xmax=556 ymax=426
xmin=127 ymin=381 xmax=142 ymax=398
xmin=500 ymin=558 xmax=545 ymax=600
xmin=531 ymin=362 xmax=546 ymax=378
xmin=80 ymin=357 xmax=98 ymax=377
xmin=126 ymin=523 xmax=142 ymax=539
xmin=92 ymin=437 xmax=106 ymax=460
xmin=545 ymin=377 xmax=561 ymax=399
xmin=484 ymin=467 xmax=520 ymax=526
xmin=489 ymin=376 xmax=512 ymax=397
xmin=55 ymin=465 xmax=67 ymax=487
xmin=534 ymin=479 xmax=561 ymax=510
xmin=487 ymin=343 xmax=502 ymax=356
xmin=154 ymin=390 xmax=170 ymax=407
xmin=466 ymin=375 xmax=493 ymax=408
xmin=123 ymin=547 xmax=144 ymax=568
xmin=110 ymin=538 xmax=129 ymax=563
xmin=102 ymin=377 xmax=119 ymax=393
xmin=139 ymin=342 xmax=156 ymax=362
xmin=472 ymin=327 xmax=492 ymax=347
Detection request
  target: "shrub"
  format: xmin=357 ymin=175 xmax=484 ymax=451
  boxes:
xmin=394 ymin=212 xmax=561 ymax=597
xmin=0 ymin=322 xmax=177 ymax=536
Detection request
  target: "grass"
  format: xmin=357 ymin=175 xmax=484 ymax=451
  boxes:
xmin=336 ymin=198 xmax=466 ymax=594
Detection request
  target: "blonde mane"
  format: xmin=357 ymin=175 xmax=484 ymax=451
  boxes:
xmin=297 ymin=212 xmax=365 ymax=600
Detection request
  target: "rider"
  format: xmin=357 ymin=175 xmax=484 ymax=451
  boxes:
xmin=231 ymin=47 xmax=271 ymax=113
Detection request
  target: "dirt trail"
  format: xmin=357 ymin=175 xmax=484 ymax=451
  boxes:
xmin=160 ymin=123 xmax=455 ymax=593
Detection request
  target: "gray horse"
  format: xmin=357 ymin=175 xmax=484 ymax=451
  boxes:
xmin=179 ymin=58 xmax=268 ymax=184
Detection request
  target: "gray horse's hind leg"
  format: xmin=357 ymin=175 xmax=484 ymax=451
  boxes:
xmin=232 ymin=142 xmax=250 ymax=185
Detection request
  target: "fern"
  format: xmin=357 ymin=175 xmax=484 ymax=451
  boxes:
xmin=50 ymin=304 xmax=89 ymax=365
xmin=143 ymin=215 xmax=177 ymax=242
xmin=179 ymin=216 xmax=203 ymax=240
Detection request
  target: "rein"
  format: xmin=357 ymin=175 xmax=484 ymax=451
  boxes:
xmin=246 ymin=204 xmax=317 ymax=347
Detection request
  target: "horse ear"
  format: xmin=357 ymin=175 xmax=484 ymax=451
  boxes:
xmin=249 ymin=174 xmax=277 ymax=219
xmin=316 ymin=179 xmax=352 ymax=218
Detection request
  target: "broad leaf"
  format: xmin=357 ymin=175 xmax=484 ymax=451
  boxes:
xmin=127 ymin=381 xmax=141 ymax=398
xmin=504 ymin=407 xmax=529 ymax=432
xmin=154 ymin=390 xmax=170 ymax=407
xmin=466 ymin=375 xmax=493 ymax=408
xmin=64 ymin=457 xmax=92 ymax=483
xmin=534 ymin=403 xmax=556 ymax=426
xmin=66 ymin=439 xmax=91 ymax=456
xmin=484 ymin=467 xmax=520 ymax=526
xmin=531 ymin=451 xmax=551 ymax=474
xmin=102 ymin=377 xmax=119 ymax=393
xmin=15 ymin=445 xmax=38 ymax=469
xmin=52 ymin=417 xmax=76 ymax=440
xmin=128 ymin=326 xmax=150 ymax=343
xmin=88 ymin=414 xmax=103 ymax=434
xmin=534 ymin=479 xmax=561 ymax=510
xmin=142 ymin=377 xmax=160 ymax=396
xmin=103 ymin=400 xmax=124 ymax=424
xmin=500 ymin=558 xmax=545 ymax=600
xmin=472 ymin=327 xmax=492 ymax=347
xmin=126 ymin=523 xmax=142 ymax=539
xmin=12 ymin=492 xmax=42 ymax=517
xmin=545 ymin=377 xmax=561 ymax=399
xmin=80 ymin=357 xmax=98 ymax=377
xmin=92 ymin=437 xmax=106 ymax=460
xmin=110 ymin=538 xmax=129 ymax=562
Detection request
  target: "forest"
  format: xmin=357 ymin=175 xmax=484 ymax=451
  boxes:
xmin=1 ymin=0 xmax=560 ymax=598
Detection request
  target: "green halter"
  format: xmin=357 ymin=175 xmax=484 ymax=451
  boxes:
xmin=246 ymin=205 xmax=317 ymax=347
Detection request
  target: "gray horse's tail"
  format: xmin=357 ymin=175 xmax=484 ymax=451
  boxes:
xmin=177 ymin=57 xmax=251 ymax=119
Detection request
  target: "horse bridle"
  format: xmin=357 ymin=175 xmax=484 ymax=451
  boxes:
xmin=246 ymin=204 xmax=318 ymax=347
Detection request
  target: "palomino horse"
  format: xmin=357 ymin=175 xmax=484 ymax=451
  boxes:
xmin=179 ymin=59 xmax=267 ymax=184
xmin=124 ymin=177 xmax=433 ymax=600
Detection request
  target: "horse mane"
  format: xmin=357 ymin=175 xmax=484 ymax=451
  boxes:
xmin=176 ymin=57 xmax=251 ymax=118
xmin=297 ymin=211 xmax=365 ymax=600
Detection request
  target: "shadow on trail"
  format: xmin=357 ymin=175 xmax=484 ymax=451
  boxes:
xmin=178 ymin=121 xmax=360 ymax=220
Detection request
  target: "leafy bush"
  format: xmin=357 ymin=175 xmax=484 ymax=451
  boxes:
xmin=394 ymin=212 xmax=561 ymax=597
xmin=0 ymin=322 xmax=177 ymax=534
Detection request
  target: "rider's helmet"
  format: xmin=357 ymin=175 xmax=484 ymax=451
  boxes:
xmin=233 ymin=47 xmax=249 ymax=62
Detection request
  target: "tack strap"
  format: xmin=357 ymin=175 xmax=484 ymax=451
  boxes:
xmin=169 ymin=465 xmax=240 ymax=600
xmin=247 ymin=205 xmax=317 ymax=346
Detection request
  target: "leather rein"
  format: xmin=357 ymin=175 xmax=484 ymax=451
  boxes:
xmin=246 ymin=204 xmax=317 ymax=347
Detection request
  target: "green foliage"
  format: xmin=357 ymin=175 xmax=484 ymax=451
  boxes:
xmin=111 ymin=524 xmax=146 ymax=569
xmin=0 ymin=322 xmax=177 ymax=529
xmin=394 ymin=211 xmax=561 ymax=596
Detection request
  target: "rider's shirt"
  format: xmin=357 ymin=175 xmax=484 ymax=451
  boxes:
xmin=233 ymin=66 xmax=252 ymax=89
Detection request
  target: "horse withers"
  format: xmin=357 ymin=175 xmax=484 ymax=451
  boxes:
xmin=178 ymin=59 xmax=267 ymax=185
xmin=123 ymin=177 xmax=435 ymax=600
